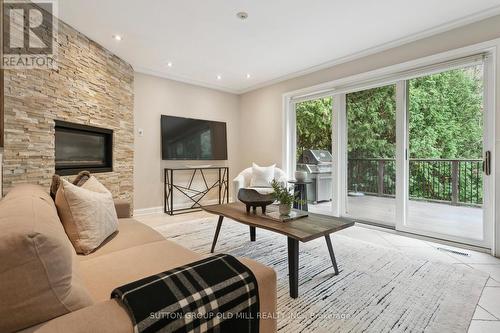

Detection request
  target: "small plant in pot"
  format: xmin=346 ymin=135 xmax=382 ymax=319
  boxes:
xmin=270 ymin=179 xmax=300 ymax=216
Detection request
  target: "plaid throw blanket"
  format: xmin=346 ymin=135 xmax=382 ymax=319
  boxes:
xmin=111 ymin=254 xmax=260 ymax=333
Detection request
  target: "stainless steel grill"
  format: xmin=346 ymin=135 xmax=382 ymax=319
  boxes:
xmin=297 ymin=149 xmax=333 ymax=203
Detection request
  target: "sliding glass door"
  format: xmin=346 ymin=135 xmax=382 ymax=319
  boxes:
xmin=403 ymin=64 xmax=489 ymax=245
xmin=344 ymin=85 xmax=397 ymax=226
xmin=295 ymin=97 xmax=335 ymax=215
xmin=288 ymin=54 xmax=493 ymax=248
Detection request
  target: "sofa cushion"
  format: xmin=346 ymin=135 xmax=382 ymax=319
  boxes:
xmin=0 ymin=184 xmax=93 ymax=333
xmin=114 ymin=200 xmax=131 ymax=219
xmin=78 ymin=218 xmax=165 ymax=261
xmin=238 ymin=257 xmax=278 ymax=333
xmin=17 ymin=299 xmax=133 ymax=333
xmin=55 ymin=178 xmax=119 ymax=254
xmin=78 ymin=239 xmax=277 ymax=333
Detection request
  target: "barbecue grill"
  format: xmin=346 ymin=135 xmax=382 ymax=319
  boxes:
xmin=297 ymin=149 xmax=333 ymax=203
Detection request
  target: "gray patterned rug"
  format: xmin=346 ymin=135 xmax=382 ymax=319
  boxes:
xmin=153 ymin=217 xmax=488 ymax=333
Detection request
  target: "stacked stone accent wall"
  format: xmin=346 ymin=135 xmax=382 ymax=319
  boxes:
xmin=3 ymin=18 xmax=134 ymax=205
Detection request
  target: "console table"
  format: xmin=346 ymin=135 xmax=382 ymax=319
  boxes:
xmin=288 ymin=180 xmax=312 ymax=211
xmin=164 ymin=167 xmax=229 ymax=215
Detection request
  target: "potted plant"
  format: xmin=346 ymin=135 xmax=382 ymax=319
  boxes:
xmin=270 ymin=179 xmax=299 ymax=216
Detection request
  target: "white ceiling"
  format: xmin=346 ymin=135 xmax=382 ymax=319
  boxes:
xmin=58 ymin=0 xmax=500 ymax=94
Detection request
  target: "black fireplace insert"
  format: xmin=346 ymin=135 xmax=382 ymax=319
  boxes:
xmin=55 ymin=120 xmax=113 ymax=175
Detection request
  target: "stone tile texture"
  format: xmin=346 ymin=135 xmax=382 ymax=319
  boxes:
xmin=3 ymin=16 xmax=134 ymax=206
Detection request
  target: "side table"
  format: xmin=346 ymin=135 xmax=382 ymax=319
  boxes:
xmin=288 ymin=180 xmax=312 ymax=211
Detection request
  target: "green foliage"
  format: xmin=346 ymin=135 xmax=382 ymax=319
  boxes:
xmin=408 ymin=67 xmax=483 ymax=159
xmin=347 ymin=85 xmax=396 ymax=158
xmin=407 ymin=67 xmax=484 ymax=203
xmin=296 ymin=97 xmax=332 ymax=159
xmin=296 ymin=66 xmax=483 ymax=159
xmin=270 ymin=180 xmax=296 ymax=206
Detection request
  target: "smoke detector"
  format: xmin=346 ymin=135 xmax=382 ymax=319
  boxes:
xmin=236 ymin=12 xmax=248 ymax=20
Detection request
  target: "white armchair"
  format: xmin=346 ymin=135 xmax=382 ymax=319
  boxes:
xmin=233 ymin=166 xmax=288 ymax=201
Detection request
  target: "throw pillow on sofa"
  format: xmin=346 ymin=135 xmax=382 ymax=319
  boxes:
xmin=55 ymin=176 xmax=119 ymax=254
xmin=250 ymin=163 xmax=275 ymax=187
xmin=50 ymin=171 xmax=91 ymax=199
xmin=0 ymin=184 xmax=94 ymax=333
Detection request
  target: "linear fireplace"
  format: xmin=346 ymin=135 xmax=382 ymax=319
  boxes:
xmin=55 ymin=121 xmax=113 ymax=175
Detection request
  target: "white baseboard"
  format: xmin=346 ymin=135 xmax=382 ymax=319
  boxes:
xmin=133 ymin=206 xmax=163 ymax=216
xmin=133 ymin=198 xmax=232 ymax=216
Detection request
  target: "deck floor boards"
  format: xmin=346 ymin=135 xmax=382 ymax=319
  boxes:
xmin=309 ymin=196 xmax=483 ymax=241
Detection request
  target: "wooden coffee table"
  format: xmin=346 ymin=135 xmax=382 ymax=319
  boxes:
xmin=202 ymin=203 xmax=354 ymax=298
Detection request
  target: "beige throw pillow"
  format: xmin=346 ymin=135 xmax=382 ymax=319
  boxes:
xmin=0 ymin=184 xmax=93 ymax=332
xmin=55 ymin=177 xmax=118 ymax=254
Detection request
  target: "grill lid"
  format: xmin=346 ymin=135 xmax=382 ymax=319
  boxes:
xmin=300 ymin=149 xmax=333 ymax=164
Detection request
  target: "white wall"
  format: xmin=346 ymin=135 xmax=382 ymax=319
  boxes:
xmin=133 ymin=73 xmax=240 ymax=211
xmin=238 ymin=15 xmax=500 ymax=255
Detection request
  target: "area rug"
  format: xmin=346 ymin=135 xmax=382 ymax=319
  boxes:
xmin=153 ymin=217 xmax=488 ymax=333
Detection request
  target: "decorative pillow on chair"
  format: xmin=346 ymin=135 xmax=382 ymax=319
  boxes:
xmin=55 ymin=176 xmax=118 ymax=254
xmin=250 ymin=163 xmax=275 ymax=187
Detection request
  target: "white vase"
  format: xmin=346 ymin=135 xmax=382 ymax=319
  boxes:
xmin=279 ymin=203 xmax=292 ymax=216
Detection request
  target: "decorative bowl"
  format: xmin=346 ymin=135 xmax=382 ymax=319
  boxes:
xmin=238 ymin=188 xmax=274 ymax=214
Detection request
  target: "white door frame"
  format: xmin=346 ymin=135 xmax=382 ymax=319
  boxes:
xmin=282 ymin=96 xmax=296 ymax=177
xmin=333 ymin=94 xmax=346 ymax=217
xmin=395 ymin=81 xmax=408 ymax=231
xmin=484 ymin=51 xmax=497 ymax=254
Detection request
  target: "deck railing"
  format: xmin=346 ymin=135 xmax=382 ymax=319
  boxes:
xmin=348 ymin=158 xmax=483 ymax=206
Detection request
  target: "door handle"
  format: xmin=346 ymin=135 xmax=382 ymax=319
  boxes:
xmin=484 ymin=151 xmax=491 ymax=176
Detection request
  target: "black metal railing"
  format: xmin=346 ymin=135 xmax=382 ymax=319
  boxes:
xmin=348 ymin=158 xmax=483 ymax=206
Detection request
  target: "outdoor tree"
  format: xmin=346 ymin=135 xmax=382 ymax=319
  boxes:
xmin=296 ymin=97 xmax=333 ymax=159
xmin=408 ymin=67 xmax=483 ymax=159
xmin=347 ymin=85 xmax=396 ymax=158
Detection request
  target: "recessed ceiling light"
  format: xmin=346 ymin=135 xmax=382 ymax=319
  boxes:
xmin=113 ymin=35 xmax=122 ymax=41
xmin=246 ymin=73 xmax=251 ymax=79
xmin=236 ymin=12 xmax=248 ymax=20
xmin=166 ymin=62 xmax=173 ymax=67
xmin=216 ymin=75 xmax=222 ymax=80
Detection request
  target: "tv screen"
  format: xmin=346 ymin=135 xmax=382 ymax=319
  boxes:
xmin=161 ymin=115 xmax=228 ymax=160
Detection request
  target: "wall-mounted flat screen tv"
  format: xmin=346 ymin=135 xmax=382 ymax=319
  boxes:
xmin=161 ymin=115 xmax=228 ymax=160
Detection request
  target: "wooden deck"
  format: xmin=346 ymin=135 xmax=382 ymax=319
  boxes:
xmin=308 ymin=195 xmax=483 ymax=241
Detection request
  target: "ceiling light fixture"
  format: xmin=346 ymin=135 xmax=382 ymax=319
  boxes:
xmin=216 ymin=75 xmax=222 ymax=80
xmin=246 ymin=73 xmax=251 ymax=79
xmin=112 ymin=34 xmax=122 ymax=41
xmin=236 ymin=12 xmax=248 ymax=20
xmin=167 ymin=62 xmax=173 ymax=67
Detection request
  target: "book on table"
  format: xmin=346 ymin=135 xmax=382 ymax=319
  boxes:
xmin=261 ymin=210 xmax=308 ymax=222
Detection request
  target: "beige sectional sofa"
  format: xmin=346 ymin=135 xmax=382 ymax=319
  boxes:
xmin=0 ymin=185 xmax=277 ymax=333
